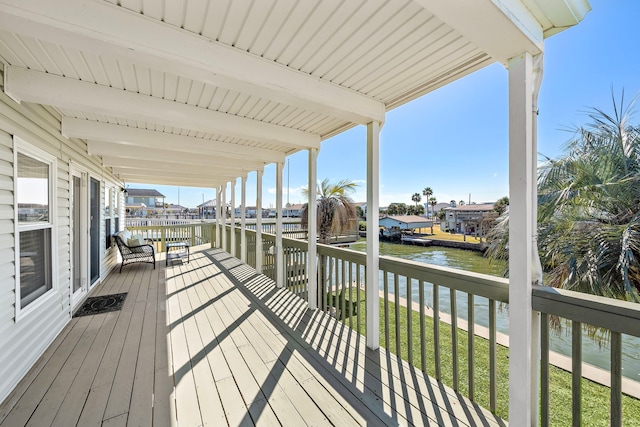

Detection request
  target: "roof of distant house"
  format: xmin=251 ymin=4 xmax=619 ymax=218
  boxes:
xmin=382 ymin=215 xmax=433 ymax=224
xmin=166 ymin=204 xmax=187 ymax=211
xmin=126 ymin=188 xmax=165 ymax=198
xmin=285 ymin=204 xmax=305 ymax=210
xmin=446 ymin=203 xmax=495 ymax=211
xmin=431 ymin=202 xmax=451 ymax=211
xmin=198 ymin=199 xmax=216 ymax=208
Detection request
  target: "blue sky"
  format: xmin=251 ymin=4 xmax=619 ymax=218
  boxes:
xmin=132 ymin=0 xmax=640 ymax=209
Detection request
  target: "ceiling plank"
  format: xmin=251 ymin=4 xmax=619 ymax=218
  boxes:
xmin=415 ymin=0 xmax=543 ymax=64
xmin=62 ymin=118 xmax=286 ymax=163
xmin=5 ymin=66 xmax=321 ymax=149
xmin=0 ymin=0 xmax=385 ymax=124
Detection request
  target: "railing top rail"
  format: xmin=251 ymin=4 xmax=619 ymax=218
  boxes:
xmin=533 ymin=285 xmax=640 ymax=337
xmin=379 ymin=255 xmax=509 ymax=303
xmin=282 ymin=236 xmax=310 ymax=250
xmin=317 ymin=242 xmax=367 ymax=264
xmin=126 ymin=224 xmax=201 ymax=230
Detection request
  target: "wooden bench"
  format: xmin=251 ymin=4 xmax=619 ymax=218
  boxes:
xmin=113 ymin=233 xmax=156 ymax=273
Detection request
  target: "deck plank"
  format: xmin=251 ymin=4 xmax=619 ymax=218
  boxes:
xmin=0 ymin=316 xmax=93 ymax=427
xmin=77 ymin=264 xmax=148 ymax=426
xmin=172 ymin=261 xmax=227 ymax=426
xmin=166 ymin=262 xmax=203 ymax=427
xmin=0 ymin=318 xmax=74 ymax=423
xmin=127 ymin=268 xmax=159 ymax=427
xmin=102 ymin=266 xmax=153 ymax=421
xmin=26 ymin=314 xmax=107 ymax=427
xmin=50 ymin=311 xmax=119 ymax=427
xmin=152 ymin=265 xmax=175 ymax=427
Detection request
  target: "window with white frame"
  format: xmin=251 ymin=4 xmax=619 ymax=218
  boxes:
xmin=15 ymin=139 xmax=55 ymax=313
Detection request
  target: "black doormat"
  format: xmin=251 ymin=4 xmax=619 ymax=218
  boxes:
xmin=73 ymin=293 xmax=128 ymax=318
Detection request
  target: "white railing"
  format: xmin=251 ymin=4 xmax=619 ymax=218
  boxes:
xmin=125 ymin=218 xmax=204 ymax=227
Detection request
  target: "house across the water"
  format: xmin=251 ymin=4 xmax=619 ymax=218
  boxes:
xmin=379 ymin=215 xmax=434 ymax=239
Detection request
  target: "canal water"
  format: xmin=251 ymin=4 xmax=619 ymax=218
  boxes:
xmin=349 ymin=240 xmax=640 ymax=381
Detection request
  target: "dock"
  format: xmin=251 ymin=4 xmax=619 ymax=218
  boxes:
xmin=400 ymin=235 xmax=433 ymax=246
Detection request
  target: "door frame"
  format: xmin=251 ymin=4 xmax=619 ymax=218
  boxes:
xmin=70 ymin=166 xmax=89 ymax=309
xmin=89 ymin=176 xmax=101 ymax=287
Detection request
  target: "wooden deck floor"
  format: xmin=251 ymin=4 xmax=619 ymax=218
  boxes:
xmin=0 ymin=246 xmax=506 ymax=426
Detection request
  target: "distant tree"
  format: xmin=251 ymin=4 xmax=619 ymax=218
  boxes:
xmin=408 ymin=205 xmax=425 ymax=215
xmin=388 ymin=203 xmax=408 ymax=215
xmin=437 ymin=209 xmax=446 ymax=221
xmin=429 ymin=197 xmax=438 ymax=215
xmin=422 ymin=187 xmax=433 ymax=216
xmin=355 ymin=206 xmax=364 ymax=218
xmin=450 ymin=199 xmax=457 ymax=207
xmin=459 ymin=200 xmax=465 ymax=206
xmin=411 ymin=192 xmax=422 ymax=206
xmin=493 ymin=196 xmax=509 ymax=215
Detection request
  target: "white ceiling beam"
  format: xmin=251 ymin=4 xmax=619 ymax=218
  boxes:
xmin=100 ymin=156 xmax=259 ymax=174
xmin=120 ymin=175 xmax=229 ymax=188
xmin=111 ymin=163 xmax=248 ymax=178
xmin=117 ymin=169 xmax=238 ymax=182
xmin=5 ymin=67 xmax=320 ymax=150
xmin=416 ymin=0 xmax=543 ymax=64
xmin=0 ymin=0 xmax=385 ymax=125
xmin=89 ymin=142 xmax=264 ymax=170
xmin=62 ymin=118 xmax=286 ymax=163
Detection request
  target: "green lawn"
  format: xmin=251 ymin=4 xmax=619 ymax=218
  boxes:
xmin=333 ymin=290 xmax=640 ymax=426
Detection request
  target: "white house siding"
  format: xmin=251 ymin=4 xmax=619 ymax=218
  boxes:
xmin=0 ymin=65 xmax=122 ymax=404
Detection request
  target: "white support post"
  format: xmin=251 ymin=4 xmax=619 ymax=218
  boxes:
xmin=216 ymin=185 xmax=222 ymax=248
xmin=366 ymin=121 xmax=381 ymax=350
xmin=256 ymin=169 xmax=263 ymax=273
xmin=508 ymin=51 xmax=539 ymax=427
xmin=240 ymin=175 xmax=247 ymax=262
xmin=230 ymin=179 xmax=236 ymax=257
xmin=221 ymin=182 xmax=227 ymax=252
xmin=276 ymin=161 xmax=284 ymax=288
xmin=307 ymin=148 xmax=318 ymax=310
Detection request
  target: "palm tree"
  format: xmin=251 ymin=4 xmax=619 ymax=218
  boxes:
xmin=411 ymin=192 xmax=421 ymax=206
xmin=487 ymin=92 xmax=640 ymax=301
xmin=493 ymin=196 xmax=509 ymax=215
xmin=429 ymin=197 xmax=437 ymax=216
xmin=301 ymin=178 xmax=358 ymax=244
xmin=459 ymin=200 xmax=465 ymax=206
xmin=422 ymin=187 xmax=433 ymax=217
xmin=301 ymin=178 xmax=358 ymax=313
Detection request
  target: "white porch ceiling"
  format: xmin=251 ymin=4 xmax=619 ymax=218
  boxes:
xmin=0 ymin=0 xmax=590 ymax=187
